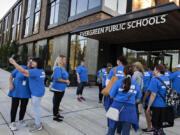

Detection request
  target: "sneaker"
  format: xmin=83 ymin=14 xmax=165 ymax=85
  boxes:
xmin=80 ymin=97 xmax=86 ymax=101
xmin=99 ymin=101 xmax=102 ymax=103
xmin=9 ymin=122 xmax=17 ymax=131
xmin=19 ymin=120 xmax=27 ymax=127
xmin=29 ymin=124 xmax=43 ymax=133
xmin=57 ymin=115 xmax=64 ymax=119
xmin=53 ymin=117 xmax=63 ymax=122
xmin=77 ymin=98 xmax=82 ymax=102
xmin=143 ymin=129 xmax=154 ymax=133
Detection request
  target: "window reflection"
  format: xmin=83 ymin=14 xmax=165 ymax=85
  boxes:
xmin=49 ymin=0 xmax=59 ymax=25
xmin=77 ymin=0 xmax=88 ymax=14
xmin=105 ymin=0 xmax=118 ymax=11
xmin=170 ymin=0 xmax=179 ymax=5
xmin=132 ymin=0 xmax=155 ymax=11
xmin=89 ymin=0 xmax=101 ymax=9
xmin=69 ymin=35 xmax=87 ymax=74
xmin=48 ymin=39 xmax=53 ymax=66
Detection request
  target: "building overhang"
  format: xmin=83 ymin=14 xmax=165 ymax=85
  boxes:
xmin=72 ymin=3 xmax=180 ymax=50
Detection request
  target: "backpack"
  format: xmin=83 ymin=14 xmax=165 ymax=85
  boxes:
xmin=156 ymin=77 xmax=180 ymax=107
xmin=97 ymin=69 xmax=103 ymax=84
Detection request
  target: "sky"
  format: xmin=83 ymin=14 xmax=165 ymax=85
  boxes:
xmin=0 ymin=0 xmax=17 ymax=20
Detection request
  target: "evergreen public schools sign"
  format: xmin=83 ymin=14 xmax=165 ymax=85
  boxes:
xmin=80 ymin=14 xmax=168 ymax=37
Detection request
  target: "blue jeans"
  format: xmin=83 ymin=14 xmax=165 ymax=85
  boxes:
xmin=32 ymin=96 xmax=42 ymax=126
xmin=76 ymin=82 xmax=86 ymax=95
xmin=107 ymin=122 xmax=131 ymax=135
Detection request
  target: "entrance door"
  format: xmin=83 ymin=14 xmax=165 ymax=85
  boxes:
xmin=137 ymin=52 xmax=173 ymax=71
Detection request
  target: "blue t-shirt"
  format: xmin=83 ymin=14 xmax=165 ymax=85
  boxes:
xmin=28 ymin=69 xmax=45 ymax=97
xmin=109 ymin=78 xmax=142 ymax=104
xmin=143 ymin=71 xmax=153 ymax=91
xmin=108 ymin=66 xmax=124 ymax=80
xmin=165 ymin=70 xmax=171 ymax=78
xmin=76 ymin=65 xmax=88 ymax=82
xmin=8 ymin=66 xmax=31 ymax=99
xmin=52 ymin=66 xmax=69 ymax=92
xmin=170 ymin=71 xmax=180 ymax=94
xmin=102 ymin=69 xmax=108 ymax=87
xmin=148 ymin=76 xmax=169 ymax=107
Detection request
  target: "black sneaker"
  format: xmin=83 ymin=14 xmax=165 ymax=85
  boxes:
xmin=57 ymin=115 xmax=64 ymax=119
xmin=53 ymin=117 xmax=63 ymax=122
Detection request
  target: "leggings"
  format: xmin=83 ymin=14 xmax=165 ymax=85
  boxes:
xmin=10 ymin=97 xmax=29 ymax=123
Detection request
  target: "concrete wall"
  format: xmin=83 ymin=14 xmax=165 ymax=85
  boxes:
xmin=52 ymin=34 xmax=69 ymax=68
xmin=85 ymin=38 xmax=99 ymax=75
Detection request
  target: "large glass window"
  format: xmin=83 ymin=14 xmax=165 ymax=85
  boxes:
xmin=118 ymin=0 xmax=127 ymax=14
xmin=70 ymin=0 xmax=101 ymax=16
xmin=3 ymin=15 xmax=10 ymax=42
xmin=24 ymin=19 xmax=30 ymax=36
xmin=49 ymin=0 xmax=60 ymax=26
xmin=132 ymin=0 xmax=155 ymax=11
xmin=11 ymin=3 xmax=22 ymax=41
xmin=24 ymin=0 xmax=32 ymax=37
xmin=76 ymin=0 xmax=88 ymax=14
xmin=89 ymin=0 xmax=101 ymax=9
xmin=33 ymin=0 xmax=41 ymax=33
xmin=48 ymin=39 xmax=54 ymax=66
xmin=170 ymin=0 xmax=179 ymax=5
xmin=105 ymin=0 xmax=118 ymax=11
xmin=69 ymin=35 xmax=87 ymax=74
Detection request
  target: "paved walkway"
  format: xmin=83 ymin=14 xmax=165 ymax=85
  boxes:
xmin=0 ymin=68 xmax=180 ymax=135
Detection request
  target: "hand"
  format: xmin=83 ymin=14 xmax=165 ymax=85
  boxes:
xmin=9 ymin=58 xmax=16 ymax=65
xmin=9 ymin=84 xmax=14 ymax=91
xmin=78 ymin=79 xmax=81 ymax=84
xmin=66 ymin=80 xmax=70 ymax=85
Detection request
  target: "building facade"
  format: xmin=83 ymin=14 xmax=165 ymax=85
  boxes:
xmin=0 ymin=0 xmax=180 ymax=84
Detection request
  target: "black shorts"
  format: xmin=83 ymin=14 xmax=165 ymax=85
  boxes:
xmin=151 ymin=107 xmax=174 ymax=128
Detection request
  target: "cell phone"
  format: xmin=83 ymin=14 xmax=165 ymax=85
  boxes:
xmin=11 ymin=54 xmax=15 ymax=58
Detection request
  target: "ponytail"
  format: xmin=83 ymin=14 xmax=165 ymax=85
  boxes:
xmin=122 ymin=65 xmax=134 ymax=93
xmin=123 ymin=76 xmax=131 ymax=92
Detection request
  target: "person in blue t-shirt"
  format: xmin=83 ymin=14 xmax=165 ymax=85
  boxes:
xmin=170 ymin=64 xmax=180 ymax=117
xmin=9 ymin=57 xmax=45 ymax=133
xmin=51 ymin=55 xmax=70 ymax=122
xmin=8 ymin=60 xmax=32 ymax=131
xmin=147 ymin=64 xmax=170 ymax=135
xmin=142 ymin=66 xmax=154 ymax=133
xmin=107 ymin=66 xmax=142 ymax=135
xmin=76 ymin=60 xmax=88 ymax=102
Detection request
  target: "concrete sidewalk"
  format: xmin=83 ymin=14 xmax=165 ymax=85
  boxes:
xmin=0 ymin=68 xmax=180 ymax=135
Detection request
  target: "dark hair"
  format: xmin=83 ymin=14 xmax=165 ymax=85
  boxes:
xmin=107 ymin=62 xmax=113 ymax=74
xmin=155 ymin=64 xmax=166 ymax=74
xmin=59 ymin=55 xmax=66 ymax=58
xmin=32 ymin=58 xmax=44 ymax=69
xmin=122 ymin=66 xmax=134 ymax=93
xmin=117 ymin=56 xmax=128 ymax=65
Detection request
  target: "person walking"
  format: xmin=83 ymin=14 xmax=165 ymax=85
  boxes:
xmin=147 ymin=64 xmax=173 ymax=135
xmin=51 ymin=55 xmax=70 ymax=122
xmin=76 ymin=60 xmax=88 ymax=102
xmin=8 ymin=60 xmax=32 ymax=131
xmin=97 ymin=65 xmax=105 ymax=103
xmin=142 ymin=66 xmax=154 ymax=133
xmin=107 ymin=66 xmax=142 ymax=135
xmin=9 ymin=57 xmax=45 ymax=133
xmin=132 ymin=62 xmax=144 ymax=117
xmin=170 ymin=64 xmax=180 ymax=118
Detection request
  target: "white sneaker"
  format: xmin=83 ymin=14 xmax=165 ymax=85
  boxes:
xmin=9 ymin=122 xmax=17 ymax=131
xmin=19 ymin=120 xmax=27 ymax=127
xmin=29 ymin=124 xmax=43 ymax=133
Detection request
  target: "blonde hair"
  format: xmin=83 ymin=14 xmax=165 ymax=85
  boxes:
xmin=53 ymin=55 xmax=66 ymax=70
xmin=133 ymin=62 xmax=144 ymax=74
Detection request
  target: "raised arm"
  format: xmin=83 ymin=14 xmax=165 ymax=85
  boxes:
xmin=9 ymin=58 xmax=30 ymax=77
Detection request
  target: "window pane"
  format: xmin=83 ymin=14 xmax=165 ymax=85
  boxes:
xmin=50 ymin=3 xmax=55 ymax=25
xmin=12 ymin=27 xmax=16 ymax=41
xmin=16 ymin=24 xmax=20 ymax=40
xmin=48 ymin=39 xmax=53 ymax=66
xmin=132 ymin=0 xmax=155 ymax=11
xmin=105 ymin=0 xmax=118 ymax=11
xmin=36 ymin=0 xmax=41 ymax=10
xmin=70 ymin=0 xmax=77 ymax=16
xmin=170 ymin=0 xmax=179 ymax=5
xmin=88 ymin=0 xmax=101 ymax=9
xmin=34 ymin=12 xmax=40 ymax=32
xmin=118 ymin=0 xmax=127 ymax=14
xmin=77 ymin=0 xmax=88 ymax=14
xmin=25 ymin=19 xmax=30 ymax=36
xmin=17 ymin=4 xmax=22 ymax=24
xmin=26 ymin=0 xmax=32 ymax=17
xmin=54 ymin=2 xmax=59 ymax=24
xmin=13 ymin=7 xmax=18 ymax=26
